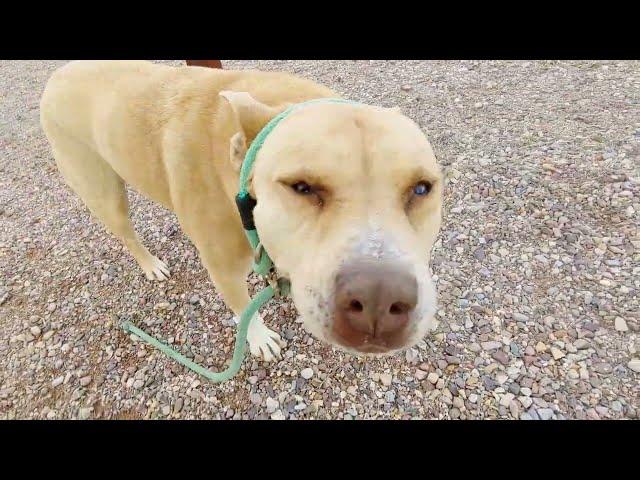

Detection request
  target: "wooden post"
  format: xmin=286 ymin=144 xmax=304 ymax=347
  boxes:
xmin=186 ymin=60 xmax=223 ymax=69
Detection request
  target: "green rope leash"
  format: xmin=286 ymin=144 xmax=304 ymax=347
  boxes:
xmin=120 ymin=97 xmax=359 ymax=383
xmin=120 ymin=279 xmax=289 ymax=382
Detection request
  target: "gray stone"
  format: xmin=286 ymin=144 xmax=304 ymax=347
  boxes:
xmin=500 ymin=392 xmax=515 ymax=407
xmin=537 ymin=408 xmax=554 ymax=420
xmin=446 ymin=355 xmax=461 ymax=365
xmin=482 ymin=341 xmax=502 ymax=351
xmin=483 ymin=376 xmax=498 ymax=390
xmin=78 ymin=407 xmax=93 ymax=420
xmin=380 ymin=373 xmax=393 ymax=386
xmin=492 ymin=350 xmax=510 ymax=365
xmin=593 ymin=363 xmax=613 ymax=374
xmin=512 ymin=313 xmax=529 ymax=322
xmin=519 ymin=396 xmax=533 ymax=408
xmin=468 ymin=343 xmax=482 ymax=353
xmin=427 ymin=372 xmax=439 ymax=384
xmin=266 ymin=397 xmax=279 ymax=413
xmin=614 ymin=317 xmax=628 ymax=332
xmin=627 ymin=359 xmax=640 ymax=372
xmin=527 ymin=408 xmax=540 ymax=420
xmin=574 ymin=339 xmax=590 ymax=350
xmin=271 ymin=410 xmax=286 ymax=420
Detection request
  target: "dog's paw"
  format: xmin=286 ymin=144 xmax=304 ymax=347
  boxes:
xmin=246 ymin=313 xmax=286 ymax=362
xmin=141 ymin=255 xmax=170 ymax=281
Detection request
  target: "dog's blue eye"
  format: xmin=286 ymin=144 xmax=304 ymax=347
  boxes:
xmin=413 ymin=181 xmax=431 ymax=196
xmin=292 ymin=182 xmax=312 ymax=195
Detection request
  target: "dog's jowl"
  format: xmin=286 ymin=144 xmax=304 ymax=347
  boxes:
xmin=40 ymin=60 xmax=443 ymax=361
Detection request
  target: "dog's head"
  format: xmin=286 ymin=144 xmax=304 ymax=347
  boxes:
xmin=222 ymin=92 xmax=443 ymax=356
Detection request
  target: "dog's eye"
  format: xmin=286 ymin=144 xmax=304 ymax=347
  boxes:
xmin=286 ymin=180 xmax=326 ymax=207
xmin=291 ymin=182 xmax=312 ymax=195
xmin=413 ymin=181 xmax=432 ymax=196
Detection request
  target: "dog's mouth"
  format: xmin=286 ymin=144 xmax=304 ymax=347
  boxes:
xmin=345 ymin=342 xmax=397 ymax=355
xmin=328 ymin=325 xmax=411 ymax=355
xmin=328 ymin=337 xmax=408 ymax=356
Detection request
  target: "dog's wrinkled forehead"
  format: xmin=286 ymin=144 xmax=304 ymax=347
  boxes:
xmin=255 ymin=102 xmax=440 ymax=178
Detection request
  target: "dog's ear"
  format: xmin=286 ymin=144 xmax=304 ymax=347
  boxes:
xmin=220 ymin=91 xmax=286 ymax=141
xmin=228 ymin=132 xmax=247 ymax=172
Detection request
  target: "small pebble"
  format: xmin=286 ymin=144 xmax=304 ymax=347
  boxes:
xmin=614 ymin=317 xmax=628 ymax=332
xmin=627 ymin=359 xmax=640 ymax=373
xmin=266 ymin=397 xmax=279 ymax=413
xmin=78 ymin=408 xmax=92 ymax=420
xmin=271 ymin=410 xmax=286 ymax=420
xmin=500 ymin=393 xmax=515 ymax=407
xmin=537 ymin=408 xmax=554 ymax=420
xmin=574 ymin=339 xmax=590 ymax=350
xmin=492 ymin=351 xmax=510 ymax=365
xmin=380 ymin=373 xmax=393 ymax=387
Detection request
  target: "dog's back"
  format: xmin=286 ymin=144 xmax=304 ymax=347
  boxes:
xmin=41 ymin=61 xmax=210 ymax=151
xmin=41 ymin=60 xmax=335 ymax=155
xmin=38 ymin=60 xmax=337 ymax=282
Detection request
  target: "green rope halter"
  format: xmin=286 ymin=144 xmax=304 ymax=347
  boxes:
xmin=122 ymin=97 xmax=360 ymax=382
xmin=236 ymin=97 xmax=360 ymax=276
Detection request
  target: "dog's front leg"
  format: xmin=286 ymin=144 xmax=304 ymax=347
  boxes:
xmin=193 ymin=240 xmax=286 ymax=362
xmin=168 ymin=135 xmax=285 ymax=362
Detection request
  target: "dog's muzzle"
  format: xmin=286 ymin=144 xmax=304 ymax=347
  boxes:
xmin=330 ymin=258 xmax=418 ymax=353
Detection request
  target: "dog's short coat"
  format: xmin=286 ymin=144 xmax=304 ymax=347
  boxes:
xmin=40 ymin=61 xmax=443 ymax=360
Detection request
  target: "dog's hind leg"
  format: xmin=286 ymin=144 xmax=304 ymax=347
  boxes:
xmin=43 ymin=122 xmax=170 ymax=281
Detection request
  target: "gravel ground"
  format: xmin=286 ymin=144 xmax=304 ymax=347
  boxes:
xmin=1 ymin=60 xmax=639 ymax=420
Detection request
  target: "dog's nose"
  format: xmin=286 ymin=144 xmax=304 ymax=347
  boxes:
xmin=332 ymin=259 xmax=418 ymax=352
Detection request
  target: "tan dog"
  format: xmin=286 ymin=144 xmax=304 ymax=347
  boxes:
xmin=40 ymin=60 xmax=443 ymax=361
